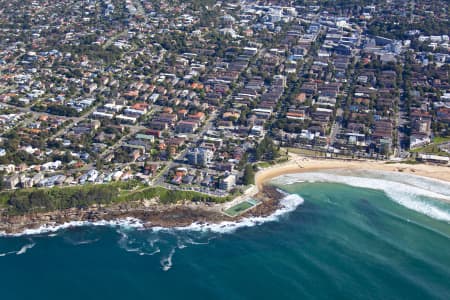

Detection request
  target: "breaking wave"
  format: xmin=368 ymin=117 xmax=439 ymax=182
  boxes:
xmin=168 ymin=193 xmax=304 ymax=234
xmin=1 ymin=193 xmax=305 ymax=271
xmin=112 ymin=193 xmax=304 ymax=271
xmin=0 ymin=250 xmax=19 ymax=257
xmin=161 ymin=248 xmax=176 ymax=271
xmin=1 ymin=193 xmax=304 ymax=238
xmin=0 ymin=218 xmax=145 ymax=238
xmin=16 ymin=242 xmax=35 ymax=255
xmin=271 ymin=170 xmax=450 ymax=222
xmin=68 ymin=239 xmax=100 ymax=246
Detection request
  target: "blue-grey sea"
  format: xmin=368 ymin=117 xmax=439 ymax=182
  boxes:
xmin=1 ymin=170 xmax=449 ymax=300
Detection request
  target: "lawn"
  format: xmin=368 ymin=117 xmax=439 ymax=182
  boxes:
xmin=410 ymin=141 xmax=450 ymax=157
xmin=255 ymin=161 xmax=273 ymax=168
xmin=432 ymin=136 xmax=450 ymax=144
xmin=0 ymin=181 xmax=231 ymax=214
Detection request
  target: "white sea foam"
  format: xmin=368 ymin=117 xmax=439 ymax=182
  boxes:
xmin=117 ymin=230 xmax=141 ymax=253
xmin=70 ymin=239 xmax=99 ymax=246
xmin=139 ymin=248 xmax=160 ymax=256
xmin=272 ymin=170 xmax=450 ymax=222
xmin=165 ymin=193 xmax=304 ymax=234
xmin=147 ymin=194 xmax=303 ymax=271
xmin=0 ymin=193 xmax=304 ymax=237
xmin=0 ymin=217 xmax=145 ymax=238
xmin=0 ymin=251 xmax=16 ymax=257
xmin=16 ymin=242 xmax=35 ymax=255
xmin=185 ymin=238 xmax=209 ymax=245
xmin=161 ymin=248 xmax=176 ymax=271
xmin=177 ymin=242 xmax=187 ymax=249
xmin=1 ymin=194 xmax=304 ymax=274
xmin=147 ymin=237 xmax=159 ymax=248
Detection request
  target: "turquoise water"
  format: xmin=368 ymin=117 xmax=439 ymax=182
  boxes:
xmin=1 ymin=171 xmax=450 ymax=300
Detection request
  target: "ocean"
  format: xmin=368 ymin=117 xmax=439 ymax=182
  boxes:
xmin=1 ymin=170 xmax=449 ymax=300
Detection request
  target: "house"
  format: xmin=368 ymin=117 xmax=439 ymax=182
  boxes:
xmin=250 ymin=125 xmax=264 ymax=137
xmin=144 ymin=163 xmax=160 ymax=176
xmin=295 ymin=93 xmax=307 ymax=103
xmin=147 ymin=121 xmax=168 ymax=131
xmin=32 ymin=173 xmax=44 ymax=185
xmin=219 ymin=174 xmax=236 ymax=191
xmin=410 ymin=134 xmax=430 ymax=149
xmin=176 ymin=120 xmax=199 ymax=133
xmin=172 ymin=167 xmax=188 ymax=185
xmin=116 ymin=115 xmax=137 ymax=124
xmin=41 ymin=161 xmax=62 ymax=171
xmin=92 ymin=111 xmax=114 ymax=119
xmin=188 ymin=112 xmax=206 ymax=122
xmin=136 ymin=133 xmax=155 ymax=143
xmin=131 ymin=102 xmax=149 ymax=113
xmin=124 ymin=108 xmax=146 ymax=116
xmin=0 ymin=164 xmax=15 ymax=174
xmin=5 ymin=174 xmax=20 ymax=189
xmin=287 ymin=110 xmax=307 ymax=121
xmin=252 ymin=108 xmax=272 ymax=119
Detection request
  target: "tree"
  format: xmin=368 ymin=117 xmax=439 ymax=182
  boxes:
xmin=243 ymin=164 xmax=255 ymax=185
xmin=256 ymin=136 xmax=279 ymax=161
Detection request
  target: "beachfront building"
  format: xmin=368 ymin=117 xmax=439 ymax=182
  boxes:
xmin=417 ymin=154 xmax=450 ymax=165
xmin=219 ymin=174 xmax=236 ymax=191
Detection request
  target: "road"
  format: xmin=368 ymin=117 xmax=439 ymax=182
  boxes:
xmin=329 ymin=121 xmax=340 ymax=146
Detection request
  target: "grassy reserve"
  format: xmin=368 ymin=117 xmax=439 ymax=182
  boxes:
xmin=0 ymin=181 xmax=232 ymax=215
xmin=410 ymin=136 xmax=450 ymax=157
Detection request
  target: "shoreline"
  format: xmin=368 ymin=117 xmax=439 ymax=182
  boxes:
xmin=2 ymin=155 xmax=450 ymax=236
xmin=0 ymin=185 xmax=285 ymax=236
xmin=255 ymin=154 xmax=450 ymax=190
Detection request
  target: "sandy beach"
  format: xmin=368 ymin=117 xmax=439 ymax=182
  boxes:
xmin=255 ymin=154 xmax=450 ymax=190
xmin=4 ymin=154 xmax=450 ymax=235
